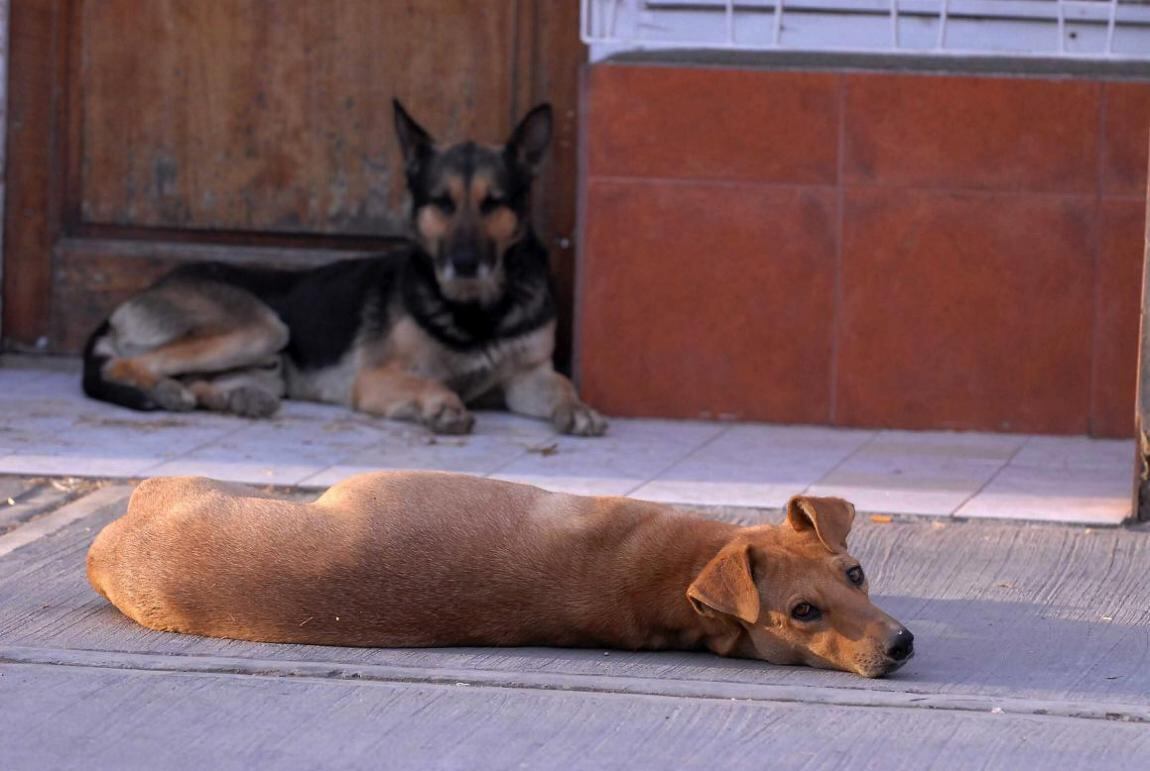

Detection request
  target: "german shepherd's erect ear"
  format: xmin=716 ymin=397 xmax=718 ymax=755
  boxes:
xmin=393 ymin=99 xmax=435 ymax=178
xmin=393 ymin=99 xmax=553 ymax=178
xmin=505 ymin=104 xmax=552 ymax=174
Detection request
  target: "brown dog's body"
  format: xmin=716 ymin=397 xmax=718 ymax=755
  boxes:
xmin=88 ymin=473 xmax=914 ymax=677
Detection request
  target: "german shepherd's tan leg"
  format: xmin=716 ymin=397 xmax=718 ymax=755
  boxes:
xmin=353 ymin=366 xmax=475 ymax=435
xmin=183 ymin=361 xmax=286 ymax=419
xmin=503 ymin=363 xmax=607 ymax=436
xmin=98 ymin=280 xmax=289 ymax=416
xmin=106 ymin=327 xmax=286 ymax=417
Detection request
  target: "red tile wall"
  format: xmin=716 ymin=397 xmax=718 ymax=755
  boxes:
xmin=577 ymin=64 xmax=1150 ymax=437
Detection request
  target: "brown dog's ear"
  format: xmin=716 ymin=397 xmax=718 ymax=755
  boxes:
xmin=393 ymin=99 xmax=435 ymax=176
xmin=686 ymin=543 xmax=759 ymax=624
xmin=786 ymin=496 xmax=855 ymax=553
xmin=505 ymin=103 xmax=552 ymax=173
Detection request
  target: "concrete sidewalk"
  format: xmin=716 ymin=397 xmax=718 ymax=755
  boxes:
xmin=0 ymin=359 xmax=1135 ymax=524
xmin=1 ymin=357 xmax=1147 ymax=768
xmin=0 ymin=485 xmax=1148 ymax=769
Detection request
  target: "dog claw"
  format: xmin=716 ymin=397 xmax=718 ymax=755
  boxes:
xmin=553 ymin=403 xmax=608 ymax=437
xmin=426 ymin=405 xmax=475 ymax=435
xmin=226 ymin=387 xmax=281 ymax=419
xmin=151 ymin=379 xmax=196 ymax=412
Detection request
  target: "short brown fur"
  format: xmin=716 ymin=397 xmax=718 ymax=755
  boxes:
xmin=88 ymin=473 xmax=913 ymax=677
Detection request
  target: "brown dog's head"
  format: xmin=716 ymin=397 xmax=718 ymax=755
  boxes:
xmin=393 ymin=100 xmax=551 ymax=305
xmin=687 ymin=495 xmax=913 ymax=678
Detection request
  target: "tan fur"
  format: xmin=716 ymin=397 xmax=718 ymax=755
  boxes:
xmin=87 ymin=473 xmax=911 ymax=677
xmin=468 ymin=175 xmax=492 ymax=205
xmin=446 ymin=175 xmax=466 ymax=202
xmin=104 ymin=358 xmax=161 ymax=391
xmin=382 ymin=317 xmax=549 ymax=392
xmin=352 ymin=365 xmax=473 ymax=434
xmin=88 ymin=102 xmax=605 ymax=436
xmin=364 ymin=318 xmax=602 ymax=433
xmin=415 ymin=206 xmax=450 ymax=248
xmin=484 ymin=207 xmax=520 ymax=251
xmin=101 ymin=303 xmax=290 ymax=414
xmin=111 ymin=326 xmax=286 ymax=381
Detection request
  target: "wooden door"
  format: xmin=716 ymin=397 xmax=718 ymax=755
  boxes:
xmin=3 ymin=0 xmax=584 ymax=366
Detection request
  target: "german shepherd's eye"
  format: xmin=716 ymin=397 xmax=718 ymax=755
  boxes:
xmin=479 ymin=195 xmax=505 ymax=215
xmin=791 ymin=602 xmax=821 ymax=622
xmin=847 ymin=566 xmax=865 ymax=586
xmin=429 ymin=195 xmax=456 ymax=214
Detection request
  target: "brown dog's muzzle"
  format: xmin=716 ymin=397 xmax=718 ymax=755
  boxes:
xmin=838 ymin=610 xmax=916 ymax=678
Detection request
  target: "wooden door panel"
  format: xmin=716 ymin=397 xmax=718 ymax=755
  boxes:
xmin=49 ymin=238 xmax=389 ymax=351
xmin=79 ymin=0 xmax=517 ymax=235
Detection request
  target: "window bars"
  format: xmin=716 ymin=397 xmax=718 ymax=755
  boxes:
xmin=581 ymin=0 xmax=1150 ymax=60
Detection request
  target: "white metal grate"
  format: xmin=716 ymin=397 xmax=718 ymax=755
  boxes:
xmin=581 ymin=0 xmax=1150 ymax=61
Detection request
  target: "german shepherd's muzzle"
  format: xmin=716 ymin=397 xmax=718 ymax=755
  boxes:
xmin=82 ymin=102 xmax=607 ymax=437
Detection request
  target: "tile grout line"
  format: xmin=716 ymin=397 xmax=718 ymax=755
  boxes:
xmin=585 ymin=175 xmax=1129 ymax=202
xmin=1 ymin=372 xmax=1133 ymax=519
xmin=10 ymin=374 xmax=264 ymax=482
xmin=800 ymin=429 xmax=882 ymax=497
xmin=0 ymin=485 xmax=134 ymax=558
xmin=294 ymin=464 xmax=345 ymax=488
xmin=150 ymin=411 xmax=403 ymax=488
xmin=133 ymin=419 xmax=261 ymax=480
xmin=480 ymin=440 xmax=545 ymax=479
xmin=291 ymin=415 xmax=446 ymax=486
xmin=588 ymin=175 xmax=839 ymax=193
xmin=620 ymin=423 xmax=735 ymax=498
xmin=946 ymin=436 xmax=1032 ymax=519
xmin=829 ymin=73 xmax=847 ymax=426
xmin=1086 ymin=83 xmax=1107 ymax=435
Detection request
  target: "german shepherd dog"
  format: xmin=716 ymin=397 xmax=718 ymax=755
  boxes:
xmin=82 ymin=102 xmax=607 ymax=436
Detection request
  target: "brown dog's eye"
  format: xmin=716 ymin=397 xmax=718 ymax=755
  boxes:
xmin=791 ymin=603 xmax=821 ymax=622
xmin=847 ymin=566 xmax=865 ymax=586
xmin=479 ymin=195 xmax=505 ymax=214
xmin=430 ymin=195 xmax=456 ymax=214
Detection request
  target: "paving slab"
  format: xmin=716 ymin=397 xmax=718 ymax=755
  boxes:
xmin=0 ymin=476 xmax=103 ymax=535
xmin=3 ymin=661 xmax=1148 ymax=771
xmin=631 ymin=424 xmax=875 ymax=508
xmin=1 ymin=492 xmax=1147 ymax=701
xmin=1 ymin=357 xmax=1145 ymax=766
xmin=0 ymin=364 xmax=1136 ymax=523
xmin=0 ymin=485 xmax=1148 ymax=767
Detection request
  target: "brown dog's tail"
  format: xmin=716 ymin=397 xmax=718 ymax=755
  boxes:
xmin=82 ymin=320 xmax=160 ymax=412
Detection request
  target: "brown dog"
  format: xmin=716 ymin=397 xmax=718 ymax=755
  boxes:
xmin=87 ymin=472 xmax=914 ymax=677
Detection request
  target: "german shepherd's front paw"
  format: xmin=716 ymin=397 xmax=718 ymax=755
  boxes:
xmin=424 ymin=403 xmax=476 ymax=435
xmin=552 ymin=403 xmax=608 ymax=437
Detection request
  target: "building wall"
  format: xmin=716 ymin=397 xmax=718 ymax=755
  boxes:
xmin=576 ymin=63 xmax=1150 ymax=438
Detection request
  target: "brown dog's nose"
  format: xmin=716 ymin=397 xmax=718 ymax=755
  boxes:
xmin=886 ymin=627 xmax=915 ymax=662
